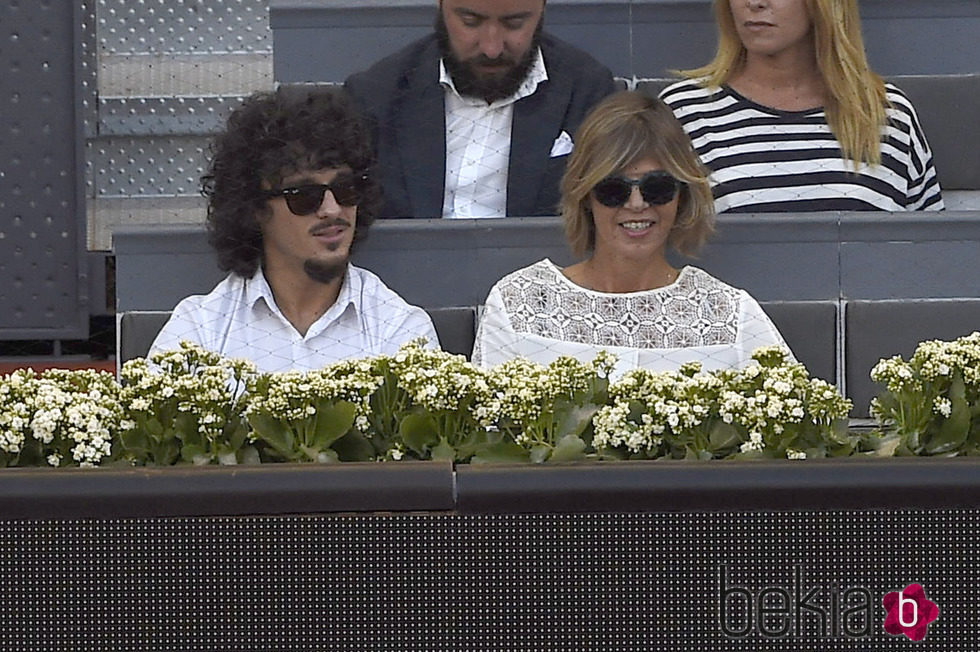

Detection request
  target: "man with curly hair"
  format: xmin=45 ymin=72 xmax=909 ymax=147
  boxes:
xmin=150 ymin=86 xmax=438 ymax=372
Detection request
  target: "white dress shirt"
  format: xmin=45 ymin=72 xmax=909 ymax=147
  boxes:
xmin=440 ymin=48 xmax=548 ymax=218
xmin=150 ymin=265 xmax=439 ymax=372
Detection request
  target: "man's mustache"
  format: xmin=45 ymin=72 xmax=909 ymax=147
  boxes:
xmin=467 ymin=55 xmax=516 ymax=68
xmin=309 ymin=218 xmax=351 ymax=236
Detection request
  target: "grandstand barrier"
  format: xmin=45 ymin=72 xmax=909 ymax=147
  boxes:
xmin=1 ymin=459 xmax=979 ymax=648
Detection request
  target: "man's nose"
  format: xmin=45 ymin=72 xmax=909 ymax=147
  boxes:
xmin=316 ymin=188 xmax=343 ymax=217
xmin=478 ymin=24 xmax=505 ymax=59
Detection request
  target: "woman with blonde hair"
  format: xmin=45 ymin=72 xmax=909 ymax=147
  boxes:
xmin=473 ymin=91 xmax=790 ymax=376
xmin=660 ymin=0 xmax=943 ymax=213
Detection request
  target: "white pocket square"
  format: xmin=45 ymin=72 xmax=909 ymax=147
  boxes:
xmin=549 ymin=130 xmax=574 ymax=157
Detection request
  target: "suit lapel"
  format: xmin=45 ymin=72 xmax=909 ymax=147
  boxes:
xmin=509 ymin=76 xmax=568 ymax=216
xmin=398 ymin=53 xmax=447 ymax=218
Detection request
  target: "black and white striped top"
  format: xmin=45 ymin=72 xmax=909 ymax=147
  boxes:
xmin=659 ymin=79 xmax=944 ymax=213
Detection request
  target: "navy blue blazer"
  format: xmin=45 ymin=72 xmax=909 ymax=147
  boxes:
xmin=345 ymin=33 xmax=617 ymax=218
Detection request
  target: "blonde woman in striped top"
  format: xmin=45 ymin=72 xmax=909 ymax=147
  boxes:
xmin=660 ymin=0 xmax=944 ymax=213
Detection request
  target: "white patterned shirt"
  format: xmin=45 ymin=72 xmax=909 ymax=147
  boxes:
xmin=473 ymin=259 xmax=790 ymax=377
xmin=439 ymin=48 xmax=548 ymax=218
xmin=150 ymin=265 xmax=438 ymax=372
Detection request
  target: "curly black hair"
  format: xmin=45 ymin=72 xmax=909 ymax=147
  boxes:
xmin=202 ymin=85 xmax=382 ymax=277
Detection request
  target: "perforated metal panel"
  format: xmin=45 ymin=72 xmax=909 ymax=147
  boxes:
xmin=0 ymin=511 xmax=973 ymax=649
xmin=0 ymin=1 xmax=88 ymax=338
xmin=88 ymin=0 xmax=274 ymax=251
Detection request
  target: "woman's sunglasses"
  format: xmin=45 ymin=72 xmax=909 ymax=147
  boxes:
xmin=263 ymin=172 xmax=367 ymax=215
xmin=592 ymin=171 xmax=684 ymax=208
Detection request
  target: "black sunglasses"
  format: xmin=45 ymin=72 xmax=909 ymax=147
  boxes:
xmin=593 ymin=171 xmax=684 ymax=208
xmin=263 ymin=173 xmax=367 ymax=215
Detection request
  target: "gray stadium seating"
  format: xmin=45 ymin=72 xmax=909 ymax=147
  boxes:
xmin=845 ymin=299 xmax=980 ymax=416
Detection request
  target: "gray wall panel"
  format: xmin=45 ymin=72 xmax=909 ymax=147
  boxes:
xmin=116 ymin=213 xmax=980 ymax=312
xmin=846 ymin=299 xmax=980 ymax=415
xmin=839 ymin=213 xmax=980 ymax=300
xmin=0 ymin=1 xmax=87 ymax=338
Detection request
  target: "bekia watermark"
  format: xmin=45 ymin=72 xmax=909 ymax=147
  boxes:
xmin=718 ymin=566 xmax=939 ymax=641
xmin=882 ymin=583 xmax=940 ymax=641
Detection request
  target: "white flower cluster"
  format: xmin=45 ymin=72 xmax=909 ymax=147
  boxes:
xmin=390 ymin=340 xmax=501 ymax=427
xmin=0 ymin=369 xmax=34 ymax=457
xmin=870 ymin=355 xmax=923 ymax=396
xmin=121 ymin=341 xmax=257 ymax=441
xmin=0 ymin=368 xmax=123 ymax=467
xmin=869 ymin=332 xmax=980 ymax=454
xmin=593 ymin=365 xmax=718 ymax=454
xmin=245 ymin=358 xmax=384 ymax=433
xmin=593 ymin=347 xmax=851 ymax=458
xmin=490 ymin=353 xmax=615 ymax=446
xmin=873 ymin=332 xmax=980 ymax=391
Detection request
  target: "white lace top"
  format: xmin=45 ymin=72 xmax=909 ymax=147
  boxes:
xmin=473 ymin=259 xmax=790 ymax=377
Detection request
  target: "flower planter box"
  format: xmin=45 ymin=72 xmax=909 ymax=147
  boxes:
xmin=0 ymin=459 xmax=975 ymax=649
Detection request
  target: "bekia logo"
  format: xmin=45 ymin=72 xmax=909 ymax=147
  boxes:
xmin=718 ymin=567 xmax=940 ymax=642
xmin=882 ymin=583 xmax=939 ymax=642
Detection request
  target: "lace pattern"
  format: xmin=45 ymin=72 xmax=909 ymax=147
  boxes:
xmin=496 ymin=261 xmax=741 ymax=349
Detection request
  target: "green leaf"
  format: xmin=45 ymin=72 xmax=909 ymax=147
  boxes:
xmin=685 ymin=445 xmax=714 ymax=461
xmin=247 ymin=412 xmax=296 ymax=460
xmin=145 ymin=417 xmax=164 ymax=438
xmin=239 ymin=445 xmax=261 ymax=465
xmin=147 ymin=439 xmax=179 ymax=466
xmin=332 ymin=430 xmax=376 ymax=462
xmin=399 ymin=412 xmax=438 ymax=456
xmin=315 ymin=449 xmax=340 ymax=463
xmin=529 ymin=445 xmax=551 ymax=464
xmin=471 ymin=438 xmax=530 ymax=464
xmin=454 ymin=430 xmax=490 ymax=459
xmin=708 ymin=421 xmax=740 ymax=451
xmin=217 ymin=449 xmax=238 ymax=466
xmin=431 ymin=437 xmax=456 ymax=462
xmin=299 ymin=445 xmax=339 ymax=463
xmin=549 ymin=434 xmax=587 ymax=462
xmin=17 ymin=439 xmax=44 ymax=467
xmin=180 ymin=443 xmax=210 ymax=465
xmin=595 ymin=446 xmax=628 ymax=461
xmin=227 ymin=422 xmax=248 ymax=451
xmin=119 ymin=429 xmax=150 ymax=455
xmin=553 ymin=402 xmax=599 ymax=441
xmin=174 ymin=412 xmax=200 ymax=442
xmin=626 ymin=399 xmax=647 ymax=422
xmin=311 ymin=400 xmax=357 ymax=450
xmin=927 ymin=372 xmax=971 ymax=454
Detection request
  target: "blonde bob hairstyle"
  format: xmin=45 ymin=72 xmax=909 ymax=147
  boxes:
xmin=684 ymin=0 xmax=887 ymax=166
xmin=561 ymin=91 xmax=715 ymax=259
